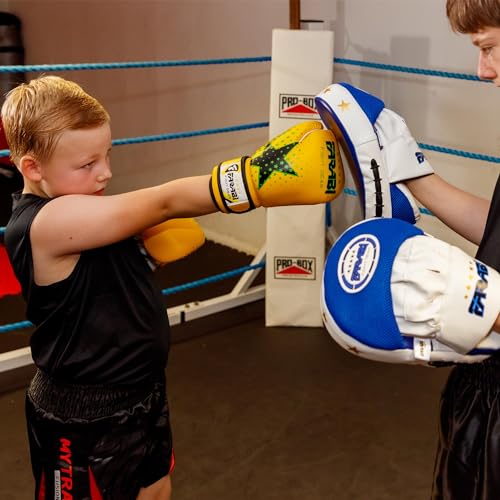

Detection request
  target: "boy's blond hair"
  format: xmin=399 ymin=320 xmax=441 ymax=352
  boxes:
xmin=1 ymin=75 xmax=110 ymax=165
xmin=447 ymin=0 xmax=500 ymax=33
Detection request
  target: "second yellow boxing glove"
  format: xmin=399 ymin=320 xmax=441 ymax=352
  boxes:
xmin=210 ymin=121 xmax=344 ymax=214
xmin=141 ymin=218 xmax=205 ymax=266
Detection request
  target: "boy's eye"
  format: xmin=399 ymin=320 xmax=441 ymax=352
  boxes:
xmin=81 ymin=161 xmax=95 ymax=169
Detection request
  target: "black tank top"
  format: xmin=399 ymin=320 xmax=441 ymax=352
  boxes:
xmin=476 ymin=174 xmax=500 ymax=270
xmin=5 ymin=193 xmax=170 ymax=386
xmin=474 ymin=174 xmax=500 ymax=364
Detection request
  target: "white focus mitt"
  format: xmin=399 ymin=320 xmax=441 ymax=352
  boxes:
xmin=315 ymin=83 xmax=433 ymax=223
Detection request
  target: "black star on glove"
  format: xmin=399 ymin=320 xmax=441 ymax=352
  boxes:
xmin=250 ymin=142 xmax=298 ymax=188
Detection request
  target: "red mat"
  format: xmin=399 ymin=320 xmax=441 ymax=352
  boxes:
xmin=0 ymin=243 xmax=21 ymax=298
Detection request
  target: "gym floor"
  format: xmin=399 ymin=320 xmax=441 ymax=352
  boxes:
xmin=0 ymin=241 xmax=450 ymax=500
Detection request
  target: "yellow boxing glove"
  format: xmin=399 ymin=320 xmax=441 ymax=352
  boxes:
xmin=140 ymin=218 xmax=205 ymax=266
xmin=210 ymin=121 xmax=344 ymax=213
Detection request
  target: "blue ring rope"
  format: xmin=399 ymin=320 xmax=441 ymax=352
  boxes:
xmin=0 ymin=262 xmax=265 ymax=333
xmin=334 ymin=58 xmax=488 ymax=82
xmin=161 ymin=263 xmax=264 ymax=295
xmin=0 ymin=56 xmax=272 ymax=73
xmin=0 ymin=56 xmax=482 ymax=83
xmin=0 ymin=122 xmax=269 ymax=158
xmin=0 ymin=122 xmax=498 ymax=164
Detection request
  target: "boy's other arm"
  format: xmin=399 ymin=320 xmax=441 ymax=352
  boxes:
xmin=406 ymin=173 xmax=490 ymax=245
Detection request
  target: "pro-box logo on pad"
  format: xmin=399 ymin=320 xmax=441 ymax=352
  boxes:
xmin=279 ymin=94 xmax=320 ymax=119
xmin=337 ymin=234 xmax=380 ymax=293
xmin=274 ymin=257 xmax=316 ymax=280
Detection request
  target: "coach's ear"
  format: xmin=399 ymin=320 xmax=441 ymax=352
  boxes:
xmin=19 ymin=154 xmax=41 ymax=182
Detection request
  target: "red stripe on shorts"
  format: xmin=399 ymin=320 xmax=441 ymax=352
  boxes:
xmin=88 ymin=466 xmax=104 ymax=500
xmin=169 ymin=449 xmax=176 ymax=474
xmin=37 ymin=470 xmax=46 ymax=500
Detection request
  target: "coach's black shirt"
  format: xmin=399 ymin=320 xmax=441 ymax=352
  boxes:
xmin=5 ymin=193 xmax=169 ymax=386
xmin=476 ymin=174 xmax=500 ymax=271
xmin=475 ymin=174 xmax=500 ymax=363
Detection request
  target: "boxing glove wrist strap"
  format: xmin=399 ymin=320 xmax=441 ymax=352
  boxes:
xmin=210 ymin=156 xmax=259 ymax=214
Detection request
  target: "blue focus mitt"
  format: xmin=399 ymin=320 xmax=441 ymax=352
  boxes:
xmin=321 ymin=218 xmax=500 ymax=365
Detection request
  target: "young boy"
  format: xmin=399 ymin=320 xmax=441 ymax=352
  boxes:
xmin=2 ymin=75 xmax=342 ymax=499
xmin=408 ymin=1 xmax=500 ymax=497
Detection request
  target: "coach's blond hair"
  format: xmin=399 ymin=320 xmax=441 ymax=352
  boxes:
xmin=447 ymin=0 xmax=500 ymax=33
xmin=1 ymin=76 xmax=110 ymax=165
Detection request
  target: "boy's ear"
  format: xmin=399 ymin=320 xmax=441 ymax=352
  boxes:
xmin=19 ymin=154 xmax=42 ymax=181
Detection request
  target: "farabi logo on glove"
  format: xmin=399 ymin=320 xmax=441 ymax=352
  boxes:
xmin=326 ymin=141 xmax=338 ymax=194
xmin=221 ymin=162 xmax=248 ymax=207
xmin=337 ymin=234 xmax=379 ymax=293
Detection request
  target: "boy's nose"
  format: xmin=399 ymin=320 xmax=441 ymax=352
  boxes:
xmin=97 ymin=165 xmax=112 ymax=182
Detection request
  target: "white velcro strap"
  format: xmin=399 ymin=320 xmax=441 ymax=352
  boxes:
xmin=216 ymin=158 xmax=251 ymax=213
xmin=392 ymin=235 xmax=500 ymax=353
xmin=413 ymin=337 xmax=493 ymax=364
xmin=413 ymin=338 xmax=433 ymax=362
xmin=374 ymin=109 xmax=434 ymax=183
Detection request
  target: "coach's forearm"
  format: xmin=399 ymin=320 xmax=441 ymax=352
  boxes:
xmin=406 ymin=174 xmax=490 ymax=245
xmin=493 ymin=313 xmax=500 ymax=334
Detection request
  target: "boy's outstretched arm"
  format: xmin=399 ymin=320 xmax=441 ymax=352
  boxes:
xmin=31 ymin=121 xmax=343 ymax=258
xmin=31 ymin=174 xmax=216 ymax=259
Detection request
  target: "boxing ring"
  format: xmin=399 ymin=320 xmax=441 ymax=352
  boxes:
xmin=1 ymin=41 xmax=500 ymax=375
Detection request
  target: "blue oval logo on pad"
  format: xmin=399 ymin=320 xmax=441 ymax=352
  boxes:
xmin=338 ymin=234 xmax=379 ymax=293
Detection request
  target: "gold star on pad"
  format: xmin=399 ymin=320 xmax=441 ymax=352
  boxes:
xmin=337 ymin=100 xmax=350 ymax=111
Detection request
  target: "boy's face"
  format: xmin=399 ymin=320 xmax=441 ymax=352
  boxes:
xmin=471 ymin=26 xmax=500 ymax=85
xmin=37 ymin=123 xmax=113 ymax=198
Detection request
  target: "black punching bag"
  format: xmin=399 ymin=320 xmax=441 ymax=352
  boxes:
xmin=0 ymin=12 xmax=25 ymax=102
xmin=0 ymin=12 xmax=24 ymax=226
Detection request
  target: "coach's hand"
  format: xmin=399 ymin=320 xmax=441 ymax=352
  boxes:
xmin=209 ymin=121 xmax=344 ymax=214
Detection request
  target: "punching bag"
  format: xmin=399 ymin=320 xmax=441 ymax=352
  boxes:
xmin=0 ymin=12 xmax=24 ymax=296
xmin=0 ymin=12 xmax=25 ymax=170
xmin=0 ymin=12 xmax=25 ymax=104
xmin=0 ymin=11 xmax=24 ymax=222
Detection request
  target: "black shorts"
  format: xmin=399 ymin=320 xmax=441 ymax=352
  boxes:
xmin=432 ymin=356 xmax=500 ymax=500
xmin=26 ymin=370 xmax=174 ymax=500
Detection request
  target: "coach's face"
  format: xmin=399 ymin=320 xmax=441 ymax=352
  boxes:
xmin=471 ymin=26 xmax=500 ymax=85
